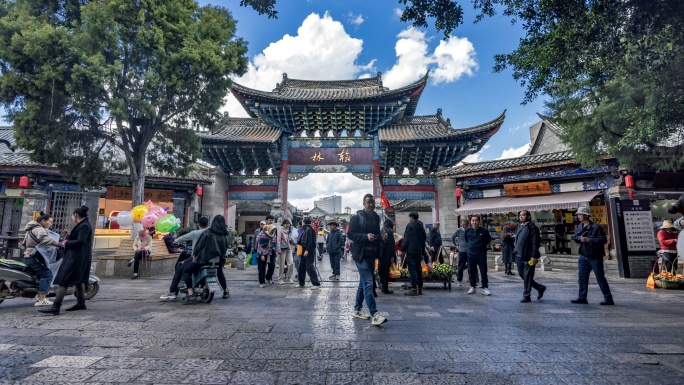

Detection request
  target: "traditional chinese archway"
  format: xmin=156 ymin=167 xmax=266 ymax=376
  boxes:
xmin=200 ymin=72 xmax=504 ymax=226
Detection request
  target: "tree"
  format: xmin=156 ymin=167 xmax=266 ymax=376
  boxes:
xmin=0 ymin=0 xmax=248 ymax=206
xmin=475 ymin=0 xmax=684 ymax=171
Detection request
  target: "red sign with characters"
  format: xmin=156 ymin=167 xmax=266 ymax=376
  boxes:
xmin=288 ymin=147 xmax=373 ymax=165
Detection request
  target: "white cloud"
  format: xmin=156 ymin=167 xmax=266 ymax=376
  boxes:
xmin=497 ymin=144 xmax=530 ymax=160
xmin=348 ymin=12 xmax=365 ymax=26
xmin=508 ymin=115 xmax=538 ymax=133
xmin=393 ymin=8 xmax=403 ymax=18
xmin=461 ymin=144 xmax=490 ymax=164
xmin=288 ymin=174 xmax=372 ymax=211
xmin=383 ymin=27 xmax=478 ymax=89
xmin=224 ymin=12 xmax=372 ymax=117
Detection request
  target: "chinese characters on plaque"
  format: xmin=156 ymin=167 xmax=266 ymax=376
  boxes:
xmin=310 ymin=152 xmax=325 ymax=162
xmin=622 ymin=200 xmax=657 ymax=251
xmin=504 ymin=181 xmax=552 ymax=197
xmin=337 ymin=149 xmax=351 ymax=162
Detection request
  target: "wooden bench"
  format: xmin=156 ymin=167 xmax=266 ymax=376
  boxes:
xmin=95 ymin=238 xmax=180 ymax=278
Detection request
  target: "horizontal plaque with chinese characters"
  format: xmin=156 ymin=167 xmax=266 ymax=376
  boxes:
xmin=105 ymin=187 xmax=173 ymax=202
xmin=288 ymin=147 xmax=373 ymax=166
xmin=504 ymin=181 xmax=552 ymax=196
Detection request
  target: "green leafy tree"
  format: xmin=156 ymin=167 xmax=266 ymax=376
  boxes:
xmin=475 ymin=0 xmax=684 ymax=171
xmin=0 ymin=0 xmax=248 ymax=206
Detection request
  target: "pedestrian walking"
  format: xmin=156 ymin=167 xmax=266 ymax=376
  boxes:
xmin=348 ymin=194 xmax=387 ymax=326
xmin=571 ymin=207 xmax=614 ymax=305
xmin=401 ymin=212 xmax=427 ymax=296
xmin=39 ymin=206 xmax=93 ymax=315
xmin=276 ymin=219 xmax=295 ymax=284
xmin=501 ymin=224 xmax=515 ymax=275
xmin=128 ymin=229 xmax=152 ymax=279
xmin=297 ymin=217 xmax=321 ymax=290
xmin=325 ymin=220 xmax=345 ymax=281
xmin=450 ymin=219 xmax=469 ymax=287
xmin=257 ymin=224 xmax=276 ymax=288
xmin=465 ymin=216 xmax=491 ymax=296
xmin=657 ymin=220 xmax=678 ymax=272
xmin=428 ymin=221 xmax=443 ymax=264
xmin=554 ymin=219 xmax=569 ymax=254
xmin=379 ymin=219 xmax=396 ymax=294
xmin=316 ymin=227 xmax=326 ymax=261
xmin=260 ymin=215 xmax=278 ymax=284
xmin=514 ymin=210 xmax=546 ymax=303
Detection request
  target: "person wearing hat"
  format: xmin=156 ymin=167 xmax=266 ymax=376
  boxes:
xmin=325 ymin=219 xmax=346 ymax=280
xmin=572 ymin=207 xmax=614 ymax=305
xmin=297 ymin=217 xmax=322 ymax=290
xmin=657 ymin=220 xmax=679 ymax=273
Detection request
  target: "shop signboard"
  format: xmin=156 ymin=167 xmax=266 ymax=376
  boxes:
xmin=504 ymin=181 xmax=552 ymax=197
xmin=105 ymin=187 xmax=173 ymax=202
xmin=590 ymin=206 xmax=607 ymax=225
xmin=622 ymin=200 xmax=656 ymax=251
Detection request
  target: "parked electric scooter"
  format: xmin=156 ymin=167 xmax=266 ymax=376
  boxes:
xmin=0 ymin=258 xmax=100 ymax=305
xmin=172 ymin=243 xmax=221 ymax=303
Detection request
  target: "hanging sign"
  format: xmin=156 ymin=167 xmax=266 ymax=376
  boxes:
xmin=504 ymin=181 xmax=552 ymax=196
xmin=590 ymin=206 xmax=607 ymax=224
xmin=106 ymin=187 xmax=173 ymax=202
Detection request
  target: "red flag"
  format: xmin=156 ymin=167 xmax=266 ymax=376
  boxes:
xmin=380 ymin=190 xmax=391 ymax=209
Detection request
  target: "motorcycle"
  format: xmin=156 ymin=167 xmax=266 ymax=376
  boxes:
xmin=172 ymin=243 xmax=221 ymax=303
xmin=0 ymin=258 xmax=100 ymax=305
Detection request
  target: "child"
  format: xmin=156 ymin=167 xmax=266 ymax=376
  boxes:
xmin=449 ymin=247 xmax=458 ymax=268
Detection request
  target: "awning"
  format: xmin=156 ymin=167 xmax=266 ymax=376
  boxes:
xmin=455 ymin=190 xmax=601 ymax=216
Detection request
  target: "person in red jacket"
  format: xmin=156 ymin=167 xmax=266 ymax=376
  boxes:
xmin=657 ymin=220 xmax=679 ymax=273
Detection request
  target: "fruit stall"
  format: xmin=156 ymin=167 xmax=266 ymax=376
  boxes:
xmin=379 ymin=261 xmax=456 ymax=290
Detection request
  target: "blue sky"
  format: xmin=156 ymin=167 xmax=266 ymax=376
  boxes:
xmin=199 ymin=0 xmax=546 ymax=210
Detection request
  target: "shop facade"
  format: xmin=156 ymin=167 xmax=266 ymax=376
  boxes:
xmin=436 ymin=116 xmax=620 ymax=265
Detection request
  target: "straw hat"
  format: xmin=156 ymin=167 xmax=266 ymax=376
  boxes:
xmin=660 ymin=220 xmax=675 ymax=229
xmin=393 ymin=233 xmax=403 ymax=245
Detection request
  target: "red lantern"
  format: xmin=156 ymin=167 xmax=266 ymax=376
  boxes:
xmin=455 ymin=188 xmax=462 ymax=198
xmin=19 ymin=176 xmax=29 ymax=188
xmin=196 ymin=185 xmax=203 ymax=197
xmin=625 ymin=175 xmax=634 ymax=189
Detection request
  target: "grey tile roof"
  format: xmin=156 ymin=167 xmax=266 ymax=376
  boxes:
xmin=0 ymin=150 xmax=212 ymax=182
xmin=379 ymin=110 xmax=506 ymax=143
xmin=198 ymin=118 xmax=281 ymax=143
xmin=0 ymin=126 xmax=16 ymax=153
xmin=436 ymin=150 xmax=576 ymax=178
xmin=231 ymin=72 xmax=428 ymax=117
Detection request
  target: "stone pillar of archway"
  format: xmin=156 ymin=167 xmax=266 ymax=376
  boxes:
xmin=279 ymin=135 xmax=289 ymax=218
xmin=372 ymin=135 xmax=381 ymax=199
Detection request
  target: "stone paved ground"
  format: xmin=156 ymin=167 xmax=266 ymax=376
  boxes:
xmin=1 ymin=256 xmax=684 ymax=385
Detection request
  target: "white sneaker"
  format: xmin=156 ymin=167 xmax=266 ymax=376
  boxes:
xmin=352 ymin=309 xmax=370 ymax=320
xmin=259 ymin=284 xmax=265 ymax=288
xmin=483 ymin=288 xmax=491 ymax=296
xmin=159 ymin=292 xmax=177 ymax=300
xmin=277 ymin=280 xmax=284 ymax=285
xmin=456 ymin=281 xmax=464 ymax=287
xmin=371 ymin=312 xmax=387 ymax=326
xmin=467 ymin=287 xmax=476 ymax=294
xmin=310 ymin=285 xmax=320 ymax=291
xmin=34 ymin=299 xmax=53 ymax=307
xmin=329 ymin=274 xmax=337 ymax=280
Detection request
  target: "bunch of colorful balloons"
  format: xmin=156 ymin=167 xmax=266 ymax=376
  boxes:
xmin=109 ymin=200 xmax=181 ymax=232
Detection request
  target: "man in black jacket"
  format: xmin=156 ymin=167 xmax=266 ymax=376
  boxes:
xmin=347 ymin=194 xmax=387 ymax=326
xmin=428 ymin=221 xmax=443 ymax=264
xmin=514 ymin=210 xmax=546 ymax=303
xmin=401 ymin=212 xmax=427 ymax=296
xmin=465 ymin=216 xmax=492 ymax=296
xmin=325 ymin=220 xmax=345 ymax=280
xmin=297 ymin=217 xmax=321 ymax=290
xmin=572 ymin=207 xmax=613 ymax=305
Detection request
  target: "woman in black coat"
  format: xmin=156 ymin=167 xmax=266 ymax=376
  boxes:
xmin=40 ymin=206 xmax=93 ymax=315
xmin=501 ymin=224 xmax=515 ymax=275
xmin=379 ymin=219 xmax=396 ymax=294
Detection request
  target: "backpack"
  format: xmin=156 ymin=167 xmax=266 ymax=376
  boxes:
xmin=256 ymin=231 xmax=273 ymax=257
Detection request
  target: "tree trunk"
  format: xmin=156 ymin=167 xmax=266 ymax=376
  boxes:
xmin=129 ymin=150 xmax=147 ymax=239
